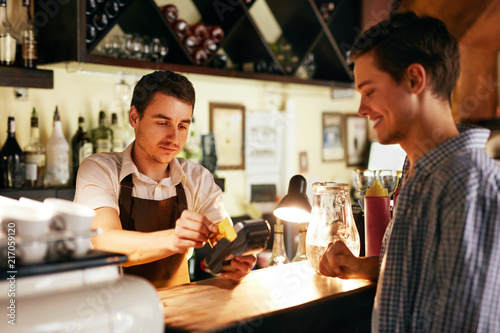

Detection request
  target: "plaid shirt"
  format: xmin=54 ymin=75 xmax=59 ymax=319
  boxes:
xmin=373 ymin=125 xmax=500 ymax=332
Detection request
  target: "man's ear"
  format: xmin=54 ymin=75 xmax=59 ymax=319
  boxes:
xmin=406 ymin=63 xmax=426 ymax=94
xmin=129 ymin=106 xmax=139 ymax=129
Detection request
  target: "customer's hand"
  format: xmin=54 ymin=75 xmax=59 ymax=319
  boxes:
xmin=220 ymin=254 xmax=257 ymax=281
xmin=319 ymin=241 xmax=380 ymax=281
xmin=319 ymin=241 xmax=362 ymax=279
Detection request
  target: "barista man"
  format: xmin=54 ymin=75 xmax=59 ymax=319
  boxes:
xmin=74 ymin=71 xmax=256 ymax=288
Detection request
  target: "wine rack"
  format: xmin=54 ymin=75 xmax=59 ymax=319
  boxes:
xmin=34 ymin=0 xmax=360 ymax=87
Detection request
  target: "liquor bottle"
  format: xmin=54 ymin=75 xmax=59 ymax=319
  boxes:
xmin=15 ymin=0 xmax=37 ymax=68
xmin=71 ymin=114 xmax=93 ymax=185
xmin=0 ymin=111 xmax=25 ymax=188
xmin=91 ymin=110 xmax=113 ymax=153
xmin=24 ymin=108 xmax=45 ymax=188
xmin=266 ymin=223 xmax=290 ymax=267
xmin=184 ymin=117 xmax=201 ymax=163
xmin=0 ymin=0 xmax=17 ymax=66
xmin=110 ymin=112 xmax=126 ymax=152
xmin=292 ymin=223 xmax=308 ymax=262
xmin=45 ymin=106 xmax=70 ymax=187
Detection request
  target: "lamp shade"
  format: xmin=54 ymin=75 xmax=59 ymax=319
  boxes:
xmin=273 ymin=175 xmax=312 ymax=222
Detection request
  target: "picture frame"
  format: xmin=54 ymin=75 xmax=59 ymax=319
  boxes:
xmin=209 ymin=102 xmax=246 ymax=170
xmin=345 ymin=114 xmax=369 ymax=166
xmin=322 ymin=112 xmax=344 ymax=162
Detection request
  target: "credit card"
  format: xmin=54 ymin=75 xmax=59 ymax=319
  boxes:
xmin=208 ymin=217 xmax=237 ymax=247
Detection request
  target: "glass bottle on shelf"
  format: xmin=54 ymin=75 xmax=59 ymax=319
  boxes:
xmin=0 ymin=0 xmax=17 ymax=66
xmin=15 ymin=0 xmax=37 ymax=68
xmin=45 ymin=106 xmax=70 ymax=187
xmin=292 ymin=223 xmax=308 ymax=262
xmin=91 ymin=109 xmax=113 ymax=153
xmin=71 ymin=113 xmax=93 ymax=185
xmin=184 ymin=117 xmax=201 ymax=163
xmin=24 ymin=108 xmax=45 ymax=188
xmin=162 ymin=4 xmax=178 ymax=24
xmin=266 ymin=222 xmax=290 ymax=267
xmin=0 ymin=111 xmax=25 ymax=188
xmin=110 ymin=112 xmax=126 ymax=152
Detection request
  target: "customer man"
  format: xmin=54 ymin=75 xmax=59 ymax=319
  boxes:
xmin=319 ymin=12 xmax=500 ymax=332
xmin=75 ymin=71 xmax=256 ymax=288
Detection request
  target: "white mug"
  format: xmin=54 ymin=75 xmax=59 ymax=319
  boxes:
xmin=0 ymin=202 xmax=52 ymax=265
xmin=43 ymin=198 xmax=96 ymax=257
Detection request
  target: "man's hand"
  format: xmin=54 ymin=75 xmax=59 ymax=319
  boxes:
xmin=220 ymin=254 xmax=257 ymax=282
xmin=319 ymin=241 xmax=379 ymax=281
xmin=171 ymin=210 xmax=219 ymax=253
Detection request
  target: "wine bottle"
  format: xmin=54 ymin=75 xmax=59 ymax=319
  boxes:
xmin=86 ymin=0 xmax=97 ymax=15
xmin=45 ymin=106 xmax=70 ymax=187
xmin=91 ymin=110 xmax=113 ymax=153
xmin=15 ymin=0 xmax=37 ymax=68
xmin=0 ymin=0 xmax=17 ymax=66
xmin=71 ymin=114 xmax=93 ymax=185
xmin=191 ymin=47 xmax=207 ymax=65
xmin=162 ymin=4 xmax=178 ymax=24
xmin=171 ymin=19 xmax=189 ymax=41
xmin=104 ymin=0 xmax=119 ymax=19
xmin=202 ymin=38 xmax=217 ymax=56
xmin=183 ymin=33 xmax=197 ymax=55
xmin=0 ymin=111 xmax=25 ymax=188
xmin=86 ymin=24 xmax=97 ymax=44
xmin=92 ymin=12 xmax=108 ymax=31
xmin=24 ymin=108 xmax=45 ymax=188
xmin=190 ymin=22 xmax=207 ymax=43
xmin=207 ymin=25 xmax=224 ymax=44
xmin=110 ymin=112 xmax=126 ymax=152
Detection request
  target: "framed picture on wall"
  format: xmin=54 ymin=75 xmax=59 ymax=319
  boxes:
xmin=209 ymin=102 xmax=245 ymax=170
xmin=345 ymin=114 xmax=369 ymax=166
xmin=322 ymin=112 xmax=344 ymax=162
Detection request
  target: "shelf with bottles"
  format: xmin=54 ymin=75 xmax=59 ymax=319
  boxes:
xmin=0 ymin=0 xmax=53 ymax=89
xmin=265 ymin=0 xmax=358 ymax=83
xmin=35 ymin=0 xmax=358 ymax=87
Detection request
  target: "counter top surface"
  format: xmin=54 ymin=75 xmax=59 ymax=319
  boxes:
xmin=157 ymin=261 xmax=376 ymax=333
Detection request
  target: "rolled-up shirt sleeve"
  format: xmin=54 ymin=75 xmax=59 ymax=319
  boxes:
xmin=74 ymin=153 xmax=122 ymax=213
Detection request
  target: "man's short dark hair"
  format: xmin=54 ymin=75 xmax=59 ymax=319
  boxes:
xmin=349 ymin=11 xmax=460 ymax=103
xmin=130 ymin=71 xmax=196 ymax=117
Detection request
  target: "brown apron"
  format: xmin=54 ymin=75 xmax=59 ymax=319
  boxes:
xmin=118 ymin=173 xmax=190 ymax=288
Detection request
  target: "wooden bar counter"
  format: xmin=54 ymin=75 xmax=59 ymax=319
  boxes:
xmin=157 ymin=261 xmax=376 ymax=333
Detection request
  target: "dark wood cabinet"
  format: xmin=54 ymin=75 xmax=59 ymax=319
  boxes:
xmin=34 ymin=0 xmax=360 ymax=87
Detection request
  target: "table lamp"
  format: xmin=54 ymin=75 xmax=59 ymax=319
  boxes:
xmin=272 ymin=174 xmax=312 ymax=263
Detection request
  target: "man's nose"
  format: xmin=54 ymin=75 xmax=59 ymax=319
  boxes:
xmin=358 ymin=99 xmax=370 ymax=117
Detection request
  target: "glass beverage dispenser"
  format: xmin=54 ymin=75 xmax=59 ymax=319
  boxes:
xmin=306 ymin=182 xmax=360 ymax=273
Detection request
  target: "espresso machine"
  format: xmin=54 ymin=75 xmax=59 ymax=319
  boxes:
xmin=0 ymin=241 xmax=163 ymax=332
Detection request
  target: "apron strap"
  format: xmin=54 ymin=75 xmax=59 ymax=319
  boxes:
xmin=119 ymin=173 xmax=134 ymax=230
xmin=175 ymin=182 xmax=188 ymax=213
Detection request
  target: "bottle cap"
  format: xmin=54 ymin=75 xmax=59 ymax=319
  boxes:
xmin=365 ymin=180 xmax=388 ymax=197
